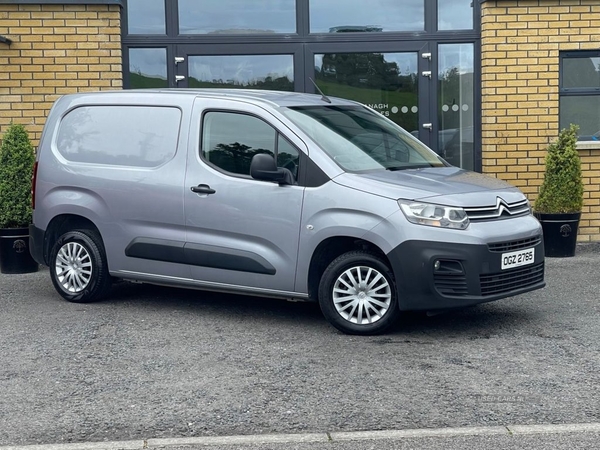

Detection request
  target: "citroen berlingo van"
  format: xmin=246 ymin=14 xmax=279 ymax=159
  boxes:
xmin=30 ymin=89 xmax=545 ymax=335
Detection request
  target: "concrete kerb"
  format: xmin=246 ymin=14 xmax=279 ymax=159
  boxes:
xmin=3 ymin=423 xmax=600 ymax=450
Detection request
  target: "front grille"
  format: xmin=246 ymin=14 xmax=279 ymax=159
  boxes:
xmin=464 ymin=198 xmax=530 ymax=221
xmin=434 ymin=273 xmax=468 ymax=296
xmin=480 ymin=262 xmax=544 ymax=297
xmin=488 ymin=236 xmax=542 ymax=253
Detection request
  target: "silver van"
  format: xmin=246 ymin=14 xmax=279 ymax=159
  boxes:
xmin=30 ymin=90 xmax=545 ymax=335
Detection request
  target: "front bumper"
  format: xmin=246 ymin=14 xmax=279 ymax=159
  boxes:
xmin=386 ymin=237 xmax=545 ymax=311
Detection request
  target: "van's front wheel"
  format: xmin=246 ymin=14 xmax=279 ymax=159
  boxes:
xmin=318 ymin=251 xmax=399 ymax=335
xmin=49 ymin=230 xmax=111 ymax=303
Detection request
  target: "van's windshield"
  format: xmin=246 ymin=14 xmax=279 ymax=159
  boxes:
xmin=281 ymin=105 xmax=446 ymax=172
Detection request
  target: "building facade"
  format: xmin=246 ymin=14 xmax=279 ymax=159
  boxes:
xmin=1 ymin=0 xmax=599 ymax=240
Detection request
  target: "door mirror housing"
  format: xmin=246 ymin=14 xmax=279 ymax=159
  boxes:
xmin=250 ymin=153 xmax=294 ymax=185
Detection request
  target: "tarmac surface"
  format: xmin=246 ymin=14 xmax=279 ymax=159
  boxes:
xmin=0 ymin=243 xmax=599 ymax=448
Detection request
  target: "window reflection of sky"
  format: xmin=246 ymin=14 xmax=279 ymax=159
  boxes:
xmin=438 ymin=0 xmax=473 ymax=30
xmin=129 ymin=48 xmax=167 ymax=79
xmin=438 ymin=44 xmax=474 ymax=76
xmin=189 ymin=55 xmax=294 ymax=84
xmin=126 ymin=0 xmax=475 ymax=36
xmin=563 ymin=57 xmax=600 ymax=88
xmin=310 ymin=0 xmax=424 ymax=33
xmin=127 ymin=0 xmax=165 ymax=34
xmin=179 ymin=0 xmax=296 ymax=34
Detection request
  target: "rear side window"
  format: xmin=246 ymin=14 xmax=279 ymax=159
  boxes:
xmin=56 ymin=106 xmax=181 ymax=167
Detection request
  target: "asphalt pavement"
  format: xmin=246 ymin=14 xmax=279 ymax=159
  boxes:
xmin=0 ymin=243 xmax=599 ymax=448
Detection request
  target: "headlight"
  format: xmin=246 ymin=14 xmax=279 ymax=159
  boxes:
xmin=398 ymin=200 xmax=470 ymax=230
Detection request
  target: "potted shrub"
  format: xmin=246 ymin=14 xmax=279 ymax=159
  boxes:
xmin=0 ymin=123 xmax=38 ymax=273
xmin=534 ymin=124 xmax=584 ymax=257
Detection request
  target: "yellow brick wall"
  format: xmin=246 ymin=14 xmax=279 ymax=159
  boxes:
xmin=0 ymin=3 xmax=122 ymax=144
xmin=481 ymin=0 xmax=600 ymax=242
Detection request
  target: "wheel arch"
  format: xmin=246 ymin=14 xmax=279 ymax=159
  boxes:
xmin=306 ymin=236 xmax=391 ymax=302
xmin=43 ymin=214 xmax=102 ymax=265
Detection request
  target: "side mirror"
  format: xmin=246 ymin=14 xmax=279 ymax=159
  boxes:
xmin=250 ymin=153 xmax=294 ymax=185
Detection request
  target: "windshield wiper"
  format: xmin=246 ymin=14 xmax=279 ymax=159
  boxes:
xmin=386 ymin=164 xmax=432 ymax=171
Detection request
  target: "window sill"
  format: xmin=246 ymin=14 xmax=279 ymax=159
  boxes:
xmin=576 ymin=141 xmax=600 ymax=151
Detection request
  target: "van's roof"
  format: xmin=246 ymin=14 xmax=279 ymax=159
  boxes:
xmin=62 ymin=89 xmax=361 ymax=108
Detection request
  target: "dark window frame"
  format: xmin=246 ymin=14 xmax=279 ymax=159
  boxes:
xmin=559 ymin=50 xmax=600 ymax=139
xmin=121 ymin=0 xmax=480 ymax=45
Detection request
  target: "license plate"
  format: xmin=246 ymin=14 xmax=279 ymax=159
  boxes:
xmin=501 ymin=248 xmax=535 ymax=270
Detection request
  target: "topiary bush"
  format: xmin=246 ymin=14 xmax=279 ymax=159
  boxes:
xmin=534 ymin=124 xmax=584 ymax=214
xmin=0 ymin=124 xmax=36 ymax=229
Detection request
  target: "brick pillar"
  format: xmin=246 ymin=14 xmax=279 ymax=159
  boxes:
xmin=0 ymin=3 xmax=122 ymax=144
xmin=481 ymin=0 xmax=600 ymax=242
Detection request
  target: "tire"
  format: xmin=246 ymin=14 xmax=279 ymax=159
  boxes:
xmin=318 ymin=251 xmax=400 ymax=335
xmin=49 ymin=229 xmax=112 ymax=303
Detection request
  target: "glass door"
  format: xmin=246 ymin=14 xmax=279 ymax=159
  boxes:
xmin=175 ymin=41 xmax=477 ymax=169
xmin=305 ymin=42 xmax=433 ymax=148
xmin=437 ymin=43 xmax=476 ymax=170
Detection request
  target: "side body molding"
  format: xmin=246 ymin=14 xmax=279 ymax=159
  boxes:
xmin=125 ymin=237 xmax=276 ymax=275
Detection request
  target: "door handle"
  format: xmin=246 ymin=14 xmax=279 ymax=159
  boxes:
xmin=190 ymin=184 xmax=216 ymax=195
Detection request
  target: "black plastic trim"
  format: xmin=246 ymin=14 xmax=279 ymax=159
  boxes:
xmin=125 ymin=237 xmax=276 ymax=275
xmin=28 ymin=224 xmax=46 ymax=266
xmin=184 ymin=243 xmax=276 ymax=275
xmin=297 ymin=152 xmax=330 ymax=188
xmin=125 ymin=237 xmax=185 ymax=264
xmin=386 ymin=238 xmax=545 ymax=311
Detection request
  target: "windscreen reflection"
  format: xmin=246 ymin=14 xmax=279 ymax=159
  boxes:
xmin=282 ymin=106 xmax=446 ymax=172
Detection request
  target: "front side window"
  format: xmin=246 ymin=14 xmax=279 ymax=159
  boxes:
xmin=202 ymin=112 xmax=299 ymax=177
xmin=560 ymin=51 xmax=600 ymax=140
xmin=281 ymin=106 xmax=445 ymax=172
xmin=57 ymin=106 xmax=181 ymax=167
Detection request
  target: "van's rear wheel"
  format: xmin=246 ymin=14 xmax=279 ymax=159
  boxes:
xmin=49 ymin=230 xmax=111 ymax=303
xmin=318 ymin=251 xmax=399 ymax=335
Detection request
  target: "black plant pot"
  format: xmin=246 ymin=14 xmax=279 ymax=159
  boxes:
xmin=534 ymin=212 xmax=581 ymax=258
xmin=0 ymin=227 xmax=39 ymax=274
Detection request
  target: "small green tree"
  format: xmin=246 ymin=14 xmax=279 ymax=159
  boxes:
xmin=534 ymin=124 xmax=584 ymax=214
xmin=0 ymin=124 xmax=35 ymax=228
